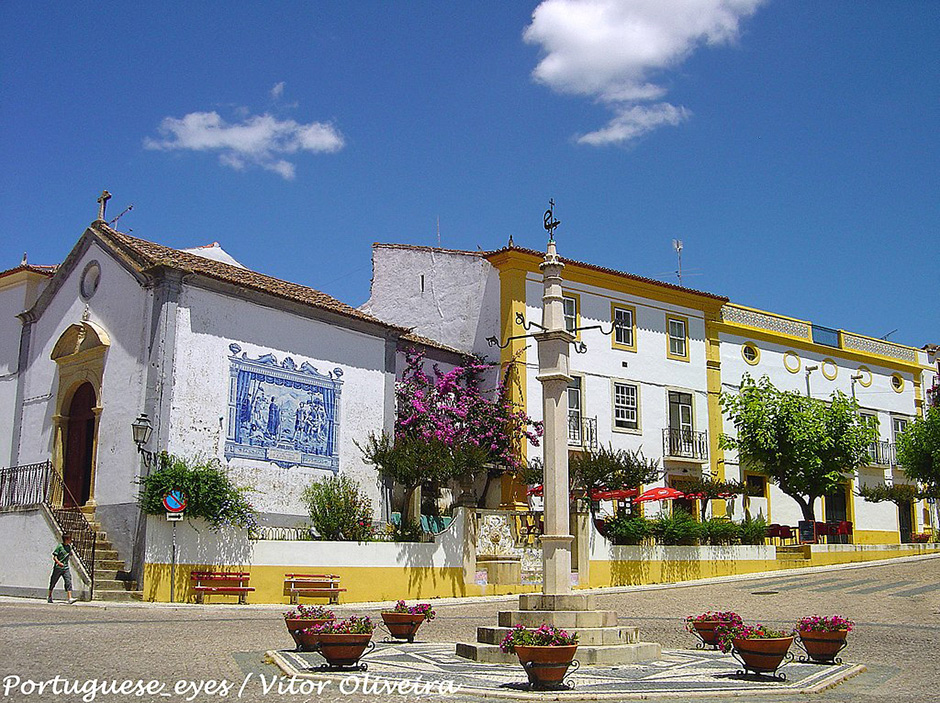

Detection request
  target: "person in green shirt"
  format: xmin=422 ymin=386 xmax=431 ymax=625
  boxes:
xmin=48 ymin=533 xmax=77 ymax=604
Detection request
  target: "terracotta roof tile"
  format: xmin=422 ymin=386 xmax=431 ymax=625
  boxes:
xmin=0 ymin=263 xmax=58 ymax=280
xmin=93 ymin=222 xmax=408 ymax=331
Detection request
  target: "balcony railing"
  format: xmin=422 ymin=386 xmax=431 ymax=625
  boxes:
xmin=568 ymin=414 xmax=598 ymax=450
xmin=867 ymin=440 xmax=896 ymax=467
xmin=663 ymin=428 xmax=709 ymax=461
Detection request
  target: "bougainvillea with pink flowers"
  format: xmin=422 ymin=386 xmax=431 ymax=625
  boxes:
xmin=360 ymin=349 xmax=542 ymax=521
xmin=499 ymin=624 xmax=579 ymax=653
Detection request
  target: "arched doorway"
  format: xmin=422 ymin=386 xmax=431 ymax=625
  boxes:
xmin=63 ymin=383 xmax=96 ymax=507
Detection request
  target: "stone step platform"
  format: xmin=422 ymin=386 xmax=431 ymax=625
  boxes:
xmin=518 ymin=593 xmax=598 ymax=611
xmin=478 ymin=625 xmax=640 ymax=646
xmin=93 ymin=589 xmax=143 ymax=602
xmin=455 ymin=640 xmax=662 ymax=665
xmin=498 ymin=609 xmax=618 ymax=628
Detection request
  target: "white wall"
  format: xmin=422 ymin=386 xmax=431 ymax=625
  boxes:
xmin=362 ymin=246 xmax=501 ymax=358
xmin=16 ymin=241 xmax=151 ymax=507
xmin=0 ymin=508 xmax=91 ymax=599
xmin=167 ymin=284 xmax=391 ymax=521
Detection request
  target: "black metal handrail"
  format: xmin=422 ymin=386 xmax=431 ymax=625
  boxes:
xmin=662 ymin=428 xmax=709 ymax=461
xmin=867 ymin=440 xmax=896 ymax=467
xmin=0 ymin=461 xmax=96 ymax=596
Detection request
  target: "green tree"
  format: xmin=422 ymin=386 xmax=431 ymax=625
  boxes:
xmin=856 ymin=481 xmax=921 ymax=507
xmin=680 ymin=475 xmax=745 ymax=516
xmin=896 ymin=406 xmax=940 ymax=499
xmin=719 ymin=375 xmax=878 ymax=522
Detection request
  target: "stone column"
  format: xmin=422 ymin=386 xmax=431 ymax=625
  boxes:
xmin=535 ymin=240 xmax=575 ymax=595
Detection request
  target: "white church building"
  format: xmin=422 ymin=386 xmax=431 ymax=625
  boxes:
xmin=0 ymin=213 xmax=461 ymax=600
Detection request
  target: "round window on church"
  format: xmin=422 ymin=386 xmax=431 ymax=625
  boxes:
xmin=80 ymin=261 xmax=101 ymax=300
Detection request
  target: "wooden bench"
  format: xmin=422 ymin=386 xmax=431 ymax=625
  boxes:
xmin=284 ymin=573 xmax=346 ymax=605
xmin=191 ymin=571 xmax=255 ymax=604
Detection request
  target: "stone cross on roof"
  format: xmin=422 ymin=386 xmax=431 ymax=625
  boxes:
xmin=96 ymin=190 xmax=112 ymax=221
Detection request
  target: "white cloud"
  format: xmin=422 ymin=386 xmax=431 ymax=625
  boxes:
xmin=271 ymin=81 xmax=286 ymax=100
xmin=144 ymin=110 xmax=344 ymax=179
xmin=524 ymin=0 xmax=764 ymax=145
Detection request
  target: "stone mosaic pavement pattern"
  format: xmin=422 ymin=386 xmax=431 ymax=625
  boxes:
xmin=272 ymin=642 xmax=864 ymax=698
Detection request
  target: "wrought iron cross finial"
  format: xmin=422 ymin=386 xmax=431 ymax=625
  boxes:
xmin=543 ymin=199 xmax=560 ymax=241
xmin=96 ymin=190 xmax=112 ymax=221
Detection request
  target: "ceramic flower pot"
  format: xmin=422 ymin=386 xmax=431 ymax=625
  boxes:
xmin=315 ymin=633 xmax=374 ymax=667
xmin=381 ymin=612 xmax=424 ymax=642
xmin=514 ymin=645 xmax=579 ymax=688
xmin=690 ymin=620 xmax=720 ymax=646
xmin=797 ymin=629 xmax=848 ymax=663
xmin=285 ymin=618 xmax=331 ymax=650
xmin=732 ymin=636 xmax=794 ymax=674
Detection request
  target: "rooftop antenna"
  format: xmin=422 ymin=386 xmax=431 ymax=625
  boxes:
xmin=879 ymin=329 xmax=898 ymax=341
xmin=672 ymin=239 xmax=683 ymax=286
xmin=436 ymin=216 xmax=441 ymax=247
xmin=109 ymin=203 xmax=134 ymax=228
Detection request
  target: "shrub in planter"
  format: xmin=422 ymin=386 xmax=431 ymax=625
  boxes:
xmin=716 ymin=623 xmax=795 ymax=676
xmin=606 ymin=514 xmax=651 ymax=545
xmin=308 ymin=616 xmax=376 ymax=668
xmin=738 ymin=516 xmax=768 ymax=545
xmin=499 ymin=624 xmax=580 ymax=689
xmin=651 ymin=511 xmax=703 ymax=545
xmin=796 ymin=615 xmax=854 ymax=663
xmin=685 ymin=610 xmax=743 ymax=648
xmin=284 ymin=605 xmax=335 ymax=650
xmin=701 ymin=518 xmax=740 ymax=545
xmin=381 ymin=601 xmax=436 ymax=642
xmin=911 ymin=532 xmax=932 ymax=543
xmin=302 ymin=475 xmax=374 ymax=541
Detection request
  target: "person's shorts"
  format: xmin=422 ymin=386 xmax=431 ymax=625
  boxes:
xmin=49 ymin=566 xmax=72 ymax=591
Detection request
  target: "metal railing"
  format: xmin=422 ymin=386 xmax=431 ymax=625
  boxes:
xmin=0 ymin=461 xmax=96 ymax=595
xmin=567 ymin=415 xmax=598 ymax=450
xmin=867 ymin=440 xmax=896 ymax=467
xmin=662 ymin=428 xmax=709 ymax=461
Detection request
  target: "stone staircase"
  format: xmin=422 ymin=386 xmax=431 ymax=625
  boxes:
xmin=775 ymin=544 xmax=812 ymax=569
xmin=80 ymin=506 xmax=143 ymax=602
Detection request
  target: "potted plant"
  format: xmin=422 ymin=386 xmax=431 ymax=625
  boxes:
xmin=716 ymin=623 xmax=795 ymax=678
xmin=499 ymin=624 xmax=579 ymax=689
xmin=381 ymin=600 xmax=436 ymax=642
xmin=309 ymin=616 xmax=375 ymax=669
xmin=283 ymin=605 xmax=334 ymax=651
xmin=796 ymin=615 xmax=854 ymax=664
xmin=685 ymin=611 xmax=743 ymax=649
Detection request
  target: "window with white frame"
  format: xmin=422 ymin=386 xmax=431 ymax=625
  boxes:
xmin=613 ymin=306 xmax=634 ymax=348
xmin=667 ymin=316 xmax=687 ymax=359
xmin=567 ymin=377 xmax=582 ymax=444
xmin=892 ymin=416 xmax=909 ymax=442
xmin=613 ymin=382 xmax=638 ymax=430
xmin=563 ymin=295 xmax=578 ymax=333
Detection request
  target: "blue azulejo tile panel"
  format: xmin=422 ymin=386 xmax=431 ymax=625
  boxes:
xmin=224 ymin=344 xmax=342 ymax=472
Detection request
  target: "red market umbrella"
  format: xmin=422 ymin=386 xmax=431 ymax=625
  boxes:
xmin=591 ymin=488 xmax=639 ymax=501
xmin=634 ymin=486 xmax=686 ymax=503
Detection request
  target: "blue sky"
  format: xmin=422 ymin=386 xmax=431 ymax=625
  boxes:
xmin=1 ymin=1 xmax=937 ymax=347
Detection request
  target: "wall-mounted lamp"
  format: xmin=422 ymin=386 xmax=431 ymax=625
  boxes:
xmin=804 ymin=365 xmax=819 ymax=398
xmin=131 ymin=413 xmax=153 ymax=450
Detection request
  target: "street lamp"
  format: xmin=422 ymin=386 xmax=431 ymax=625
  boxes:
xmin=131 ymin=413 xmax=153 ymax=449
xmin=804 ymin=365 xmax=819 ymax=398
xmin=850 ymin=373 xmax=864 ymax=402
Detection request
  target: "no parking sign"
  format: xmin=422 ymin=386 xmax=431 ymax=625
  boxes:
xmin=163 ymin=490 xmax=187 ymax=520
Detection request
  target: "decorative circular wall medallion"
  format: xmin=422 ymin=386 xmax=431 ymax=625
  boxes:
xmin=821 ymin=358 xmax=838 ymax=380
xmin=856 ymin=366 xmax=873 ymax=388
xmin=783 ymin=351 xmax=801 ymax=374
xmin=741 ymin=343 xmax=760 ymax=366
xmin=891 ymin=373 xmax=905 ymax=393
xmin=80 ymin=260 xmax=101 ymax=300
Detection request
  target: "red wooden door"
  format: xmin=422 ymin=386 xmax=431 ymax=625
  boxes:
xmin=64 ymin=383 xmax=96 ymax=507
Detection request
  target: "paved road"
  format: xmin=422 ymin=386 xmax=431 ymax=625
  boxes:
xmin=2 ymin=555 xmax=938 ymax=702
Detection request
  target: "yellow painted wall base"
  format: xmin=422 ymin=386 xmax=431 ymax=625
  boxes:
xmin=142 ymin=563 xmax=541 ymax=604
xmin=853 ymin=530 xmax=901 ymax=545
xmin=588 ymin=559 xmax=779 ymax=588
xmin=774 ymin=544 xmax=940 ymax=569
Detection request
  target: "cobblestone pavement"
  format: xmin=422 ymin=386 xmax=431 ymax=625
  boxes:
xmin=2 ymin=555 xmax=938 ymax=703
